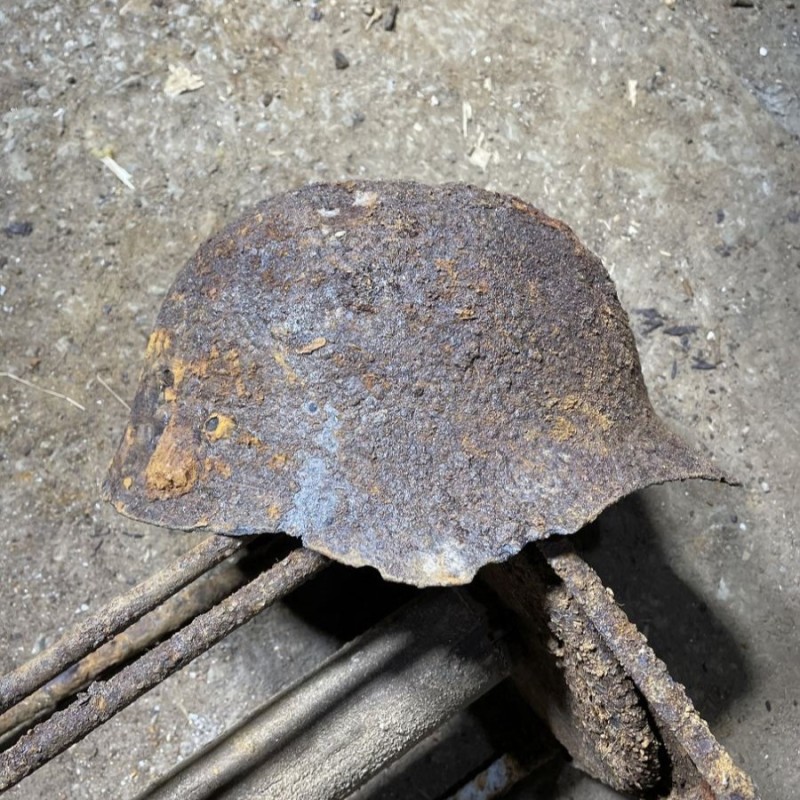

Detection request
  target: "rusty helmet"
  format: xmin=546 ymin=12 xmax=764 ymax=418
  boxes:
xmin=104 ymin=182 xmax=721 ymax=586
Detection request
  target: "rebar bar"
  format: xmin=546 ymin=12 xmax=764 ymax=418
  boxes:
xmin=0 ymin=547 xmax=328 ymax=792
xmin=135 ymin=589 xmax=509 ymax=800
xmin=0 ymin=534 xmax=245 ymax=716
xmin=0 ymin=544 xmax=255 ymax=741
xmin=539 ymin=538 xmax=760 ymax=800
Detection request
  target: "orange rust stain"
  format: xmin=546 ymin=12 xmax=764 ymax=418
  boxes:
xmin=238 ymin=432 xmax=264 ymax=449
xmin=466 ymin=278 xmax=490 ymax=295
xmin=203 ymin=457 xmax=232 ymax=479
xmin=560 ymin=395 xmax=580 ymax=411
xmin=224 ymin=349 xmax=241 ymax=368
xmin=435 ymin=258 xmax=459 ymax=283
xmin=205 ymin=413 xmax=237 ymax=442
xmin=268 ymin=453 xmax=288 ymax=470
xmin=296 ymin=336 xmax=327 ymax=355
xmin=456 ymin=307 xmax=476 ymax=321
xmin=551 ymin=416 xmax=578 ymax=442
xmin=144 ymin=418 xmax=199 ymax=500
xmin=267 ymin=503 xmax=282 ymax=521
xmin=272 ymin=350 xmax=299 ymax=384
xmin=124 ymin=426 xmax=136 ymax=446
xmin=361 ymin=372 xmax=390 ymax=393
xmin=173 ymin=360 xmax=188 ymax=385
xmin=560 ymin=394 xmax=613 ymax=432
xmin=122 ymin=476 xmax=133 ymax=490
xmin=162 ymin=355 xmax=229 ymax=399
xmin=146 ymin=329 xmax=172 ymax=358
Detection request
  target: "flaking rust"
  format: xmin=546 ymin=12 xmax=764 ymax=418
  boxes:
xmin=104 ymin=180 xmax=725 ymax=587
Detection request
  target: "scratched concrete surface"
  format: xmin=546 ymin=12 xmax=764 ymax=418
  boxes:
xmin=1 ymin=1 xmax=797 ymax=798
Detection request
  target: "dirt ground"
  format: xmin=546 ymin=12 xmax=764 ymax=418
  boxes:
xmin=1 ymin=1 xmax=798 ymax=798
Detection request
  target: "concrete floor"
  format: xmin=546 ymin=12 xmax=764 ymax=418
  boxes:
xmin=1 ymin=1 xmax=797 ymax=798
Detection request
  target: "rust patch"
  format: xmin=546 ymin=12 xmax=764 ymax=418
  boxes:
xmin=559 ymin=395 xmax=613 ymax=433
xmin=144 ymin=418 xmax=199 ymax=500
xmin=237 ymin=432 xmax=265 ymax=449
xmin=145 ymin=329 xmax=172 ymax=358
xmin=223 ymin=349 xmax=248 ymax=397
xmin=268 ymin=453 xmax=288 ymax=471
xmin=168 ymin=360 xmax=188 ymax=389
xmin=551 ymin=416 xmax=578 ymax=442
xmin=272 ymin=350 xmax=299 ymax=384
xmin=296 ymin=337 xmax=327 ymax=355
xmin=204 ymin=413 xmax=236 ymax=442
xmin=435 ymin=258 xmax=459 ymax=284
xmin=203 ymin=457 xmax=232 ymax=479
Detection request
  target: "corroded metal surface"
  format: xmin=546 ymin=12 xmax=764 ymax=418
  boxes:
xmin=0 ymin=547 xmax=328 ymax=792
xmin=104 ymin=181 xmax=722 ymax=586
xmin=0 ymin=539 xmax=265 ymax=741
xmin=0 ymin=534 xmax=244 ymax=716
xmin=135 ymin=590 xmax=508 ymax=800
xmin=481 ymin=552 xmax=662 ymax=795
xmin=540 ymin=539 xmax=760 ymax=800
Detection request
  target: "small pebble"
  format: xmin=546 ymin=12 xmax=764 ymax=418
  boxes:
xmin=759 ymin=46 xmax=768 ymax=57
xmin=383 ymin=3 xmax=399 ymax=31
xmin=4 ymin=221 xmax=34 ymax=237
xmin=333 ymin=49 xmax=350 ymax=70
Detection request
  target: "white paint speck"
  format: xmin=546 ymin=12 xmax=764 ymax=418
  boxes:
xmin=717 ymin=577 xmax=731 ymax=601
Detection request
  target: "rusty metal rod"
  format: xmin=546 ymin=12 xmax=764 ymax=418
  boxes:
xmin=136 ymin=589 xmax=509 ymax=800
xmin=0 ymin=547 xmax=329 ymax=792
xmin=0 ymin=534 xmax=246 ymax=716
xmin=0 ymin=546 xmax=254 ymax=741
xmin=539 ymin=539 xmax=760 ymax=800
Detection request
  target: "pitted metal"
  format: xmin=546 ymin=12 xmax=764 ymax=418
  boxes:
xmin=104 ymin=181 xmax=722 ymax=586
